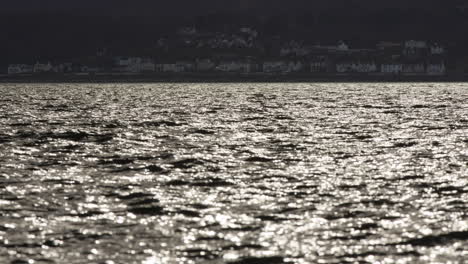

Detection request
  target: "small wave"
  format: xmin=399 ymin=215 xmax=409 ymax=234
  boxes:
xmin=393 ymin=141 xmax=418 ymax=148
xmin=396 ymin=231 xmax=468 ymax=246
xmin=136 ymin=120 xmax=183 ymax=127
xmin=36 ymin=131 xmax=115 ymax=143
xmin=128 ymin=204 xmax=165 ymax=216
xmin=183 ymin=248 xmax=219 ymax=260
xmin=171 ymin=158 xmax=204 ymax=169
xmin=166 ymin=179 xmax=190 ymax=186
xmin=221 ymin=244 xmax=263 ymax=250
xmin=0 ymin=134 xmax=11 ymax=144
xmin=98 ymin=157 xmax=135 ymax=165
xmin=190 ymin=178 xmax=234 ymax=187
xmin=116 ymin=192 xmax=154 ymax=200
xmin=434 ymin=186 xmax=468 ymax=196
xmin=355 ymin=134 xmax=374 ymax=140
xmin=128 ymin=198 xmax=160 ymax=206
xmin=228 ymin=256 xmax=291 ymax=264
xmin=177 ymin=210 xmax=201 ymax=217
xmin=411 ymin=104 xmax=430 ymax=109
xmin=191 ymin=129 xmax=215 ymax=135
xmin=255 ymin=215 xmax=288 ymax=222
xmin=245 ymin=157 xmax=274 ymax=162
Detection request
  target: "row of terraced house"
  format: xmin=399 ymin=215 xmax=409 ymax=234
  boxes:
xmin=7 ymin=58 xmax=447 ymax=76
xmin=7 ymin=40 xmax=448 ymax=76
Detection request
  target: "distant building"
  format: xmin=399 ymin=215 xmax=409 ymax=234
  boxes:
xmin=427 ymin=62 xmax=446 ymax=75
xmin=96 ymin=48 xmax=108 ymax=57
xmin=62 ymin=63 xmax=73 ymax=73
xmin=240 ymin=27 xmax=258 ymax=38
xmin=377 ymin=41 xmax=402 ymax=50
xmin=114 ymin=57 xmax=132 ymax=67
xmin=162 ymin=64 xmax=177 ymax=72
xmin=314 ymin=41 xmax=349 ymax=53
xmin=8 ymin=64 xmax=33 ymax=75
xmin=216 ymin=61 xmax=253 ymax=73
xmin=51 ymin=63 xmax=75 ymax=73
xmin=196 ymin=59 xmax=216 ymax=72
xmin=403 ymin=40 xmax=428 ymax=58
xmin=280 ymin=41 xmax=311 ymax=57
xmin=337 ymin=41 xmax=350 ymax=51
xmin=161 ymin=63 xmax=185 ymax=73
xmin=80 ymin=65 xmax=104 ymax=73
xmin=33 ymin=62 xmax=53 ymax=73
xmin=263 ymin=61 xmax=288 ymax=73
xmin=336 ymin=61 xmax=377 ymax=73
xmin=381 ymin=63 xmax=403 ymax=74
xmin=430 ymin=44 xmax=445 ymax=55
xmin=178 ymin=26 xmax=197 ymax=36
xmin=310 ymin=57 xmax=328 ymax=73
xmin=113 ymin=57 xmax=155 ymax=73
xmin=404 ymin=40 xmax=427 ymax=49
xmin=52 ymin=64 xmax=65 ymax=73
xmin=402 ymin=63 xmax=425 ymax=74
xmin=285 ymin=61 xmax=305 ymax=72
xmin=280 ymin=47 xmax=293 ymax=57
xmin=155 ymin=63 xmax=164 ymax=72
xmin=176 ymin=61 xmax=195 ymax=72
xmin=139 ymin=58 xmax=156 ymax=72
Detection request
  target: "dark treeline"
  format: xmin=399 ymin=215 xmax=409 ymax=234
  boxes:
xmin=2 ymin=4 xmax=468 ymax=68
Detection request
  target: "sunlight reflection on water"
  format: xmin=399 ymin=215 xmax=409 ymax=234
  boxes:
xmin=0 ymin=83 xmax=467 ymax=264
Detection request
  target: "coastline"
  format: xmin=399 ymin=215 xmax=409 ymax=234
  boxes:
xmin=0 ymin=72 xmax=463 ymax=83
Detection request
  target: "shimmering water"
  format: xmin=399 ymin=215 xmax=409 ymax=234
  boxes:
xmin=0 ymin=83 xmax=467 ymax=264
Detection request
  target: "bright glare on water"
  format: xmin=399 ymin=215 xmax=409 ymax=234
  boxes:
xmin=0 ymin=83 xmax=467 ymax=264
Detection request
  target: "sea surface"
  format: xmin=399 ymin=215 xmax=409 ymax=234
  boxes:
xmin=0 ymin=83 xmax=467 ymax=264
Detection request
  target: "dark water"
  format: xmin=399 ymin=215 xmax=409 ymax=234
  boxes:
xmin=0 ymin=83 xmax=467 ymax=264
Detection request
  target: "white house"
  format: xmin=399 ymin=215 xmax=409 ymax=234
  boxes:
xmin=240 ymin=27 xmax=258 ymax=38
xmin=381 ymin=63 xmax=403 ymax=74
xmin=310 ymin=57 xmax=328 ymax=73
xmin=139 ymin=58 xmax=156 ymax=72
xmin=280 ymin=47 xmax=293 ymax=57
xmin=162 ymin=63 xmax=185 ymax=73
xmin=53 ymin=64 xmax=65 ymax=73
xmin=216 ymin=61 xmax=252 ymax=73
xmin=113 ymin=57 xmax=155 ymax=72
xmin=176 ymin=61 xmax=195 ymax=72
xmin=403 ymin=40 xmax=428 ymax=58
xmin=62 ymin=63 xmax=73 ymax=73
xmin=178 ymin=26 xmax=197 ymax=36
xmin=285 ymin=61 xmax=305 ymax=72
xmin=404 ymin=40 xmax=427 ymax=49
xmin=430 ymin=44 xmax=445 ymax=55
xmin=314 ymin=41 xmax=349 ymax=52
xmin=114 ymin=57 xmax=133 ymax=67
xmin=81 ymin=65 xmax=104 ymax=73
xmin=8 ymin=64 xmax=33 ymax=75
xmin=336 ymin=61 xmax=377 ymax=73
xmin=33 ymin=62 xmax=53 ymax=73
xmin=196 ymin=59 xmax=216 ymax=72
xmin=155 ymin=63 xmax=164 ymax=72
xmin=96 ymin=48 xmax=108 ymax=57
xmin=402 ymin=63 xmax=425 ymax=74
xmin=377 ymin=41 xmax=402 ymax=50
xmin=337 ymin=41 xmax=349 ymax=51
xmin=427 ymin=62 xmax=446 ymax=75
xmin=52 ymin=63 xmax=75 ymax=73
xmin=263 ymin=61 xmax=288 ymax=73
xmin=162 ymin=64 xmax=178 ymax=72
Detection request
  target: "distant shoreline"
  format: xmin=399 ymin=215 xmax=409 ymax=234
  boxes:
xmin=0 ymin=73 xmax=464 ymax=83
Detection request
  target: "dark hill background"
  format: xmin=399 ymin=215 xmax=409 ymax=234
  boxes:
xmin=2 ymin=0 xmax=467 ymax=66
xmin=0 ymin=0 xmax=459 ymax=15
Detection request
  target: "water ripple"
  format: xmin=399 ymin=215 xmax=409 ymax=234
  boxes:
xmin=0 ymin=83 xmax=467 ymax=264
